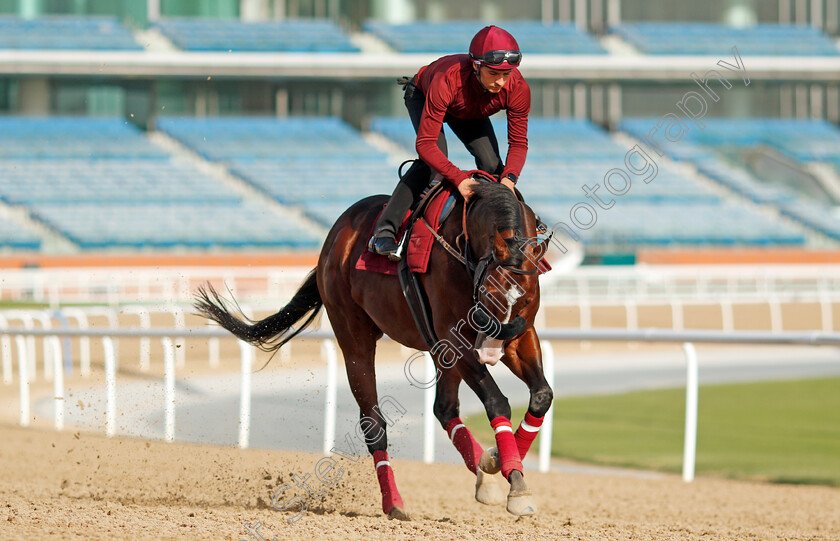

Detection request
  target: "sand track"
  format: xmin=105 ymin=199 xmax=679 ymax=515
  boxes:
xmin=1 ymin=424 xmax=838 ymax=540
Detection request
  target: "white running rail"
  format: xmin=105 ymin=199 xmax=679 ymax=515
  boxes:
xmin=2 ymin=326 xmax=839 ymax=482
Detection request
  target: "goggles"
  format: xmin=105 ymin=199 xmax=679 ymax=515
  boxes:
xmin=472 ymin=49 xmax=522 ymax=67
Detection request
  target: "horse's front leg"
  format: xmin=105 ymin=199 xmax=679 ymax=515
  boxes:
xmin=455 ymin=354 xmax=537 ymax=517
xmin=477 ymin=327 xmax=553 ymax=509
xmin=504 ymin=327 xmax=554 ymax=459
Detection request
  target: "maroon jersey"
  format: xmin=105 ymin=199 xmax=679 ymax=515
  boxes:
xmin=414 ymin=54 xmax=531 ymax=186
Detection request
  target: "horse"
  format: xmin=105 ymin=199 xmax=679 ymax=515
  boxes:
xmin=194 ymin=180 xmax=554 ymax=520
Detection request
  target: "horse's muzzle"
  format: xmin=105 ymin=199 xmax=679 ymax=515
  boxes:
xmin=473 ymin=309 xmax=527 ymax=341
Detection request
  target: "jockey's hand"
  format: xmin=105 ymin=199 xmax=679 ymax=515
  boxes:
xmin=458 ymin=178 xmax=480 ymax=201
xmin=501 ymin=176 xmax=517 ymax=194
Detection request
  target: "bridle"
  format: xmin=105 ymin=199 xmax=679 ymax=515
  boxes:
xmin=420 ymin=172 xmax=547 ymax=340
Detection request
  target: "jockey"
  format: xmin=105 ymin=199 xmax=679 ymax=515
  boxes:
xmin=369 ymin=24 xmax=531 ymax=261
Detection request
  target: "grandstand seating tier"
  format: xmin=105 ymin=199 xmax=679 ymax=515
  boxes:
xmin=611 ymin=22 xmax=840 ymax=56
xmin=620 ymin=117 xmax=840 ymax=244
xmin=0 ymin=15 xmax=141 ymax=50
xmin=363 ymin=20 xmax=608 ymax=54
xmin=0 ymin=214 xmax=40 ymax=250
xmin=0 ymin=117 xmax=321 ymax=249
xmin=153 ymin=18 xmax=359 ymax=52
xmin=158 ymin=116 xmax=402 ymax=227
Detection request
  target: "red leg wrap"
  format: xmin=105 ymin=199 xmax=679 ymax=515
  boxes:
xmin=514 ymin=412 xmax=544 ymax=459
xmin=490 ymin=417 xmax=523 ymax=480
xmin=445 ymin=417 xmax=484 ymax=474
xmin=372 ymin=450 xmax=404 ymax=514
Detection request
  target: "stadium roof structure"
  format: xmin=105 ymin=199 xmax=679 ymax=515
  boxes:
xmin=1 ymin=49 xmax=840 ymax=81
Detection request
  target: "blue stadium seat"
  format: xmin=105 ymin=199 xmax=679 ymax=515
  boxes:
xmin=0 ymin=214 xmax=41 ymax=250
xmin=154 ymin=18 xmax=359 ymax=52
xmin=620 ymin=117 xmax=840 ymax=244
xmin=0 ymin=117 xmax=320 ymax=249
xmin=363 ymin=20 xmax=607 ymax=54
xmin=371 ymin=115 xmax=805 ymax=248
xmin=779 ymin=201 xmax=840 ymax=242
xmin=0 ymin=15 xmax=141 ymax=50
xmin=158 ymin=116 xmax=400 ymax=226
xmin=611 ymin=22 xmax=839 ymax=56
xmin=27 ymin=202 xmax=320 ymax=249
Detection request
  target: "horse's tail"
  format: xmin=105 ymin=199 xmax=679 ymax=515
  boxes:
xmin=194 ymin=268 xmax=323 ymax=353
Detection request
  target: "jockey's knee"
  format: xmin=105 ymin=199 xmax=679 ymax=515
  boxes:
xmin=475 ymin=153 xmax=503 ymax=177
xmin=529 ymin=385 xmax=554 ymax=418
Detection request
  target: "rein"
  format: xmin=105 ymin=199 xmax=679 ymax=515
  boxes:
xmin=426 ymin=172 xmax=541 ymax=309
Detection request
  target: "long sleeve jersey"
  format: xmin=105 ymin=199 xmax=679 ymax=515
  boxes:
xmin=414 ymin=54 xmax=531 ymax=187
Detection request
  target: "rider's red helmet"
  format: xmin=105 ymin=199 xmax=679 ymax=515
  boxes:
xmin=468 ymin=25 xmax=522 ymax=70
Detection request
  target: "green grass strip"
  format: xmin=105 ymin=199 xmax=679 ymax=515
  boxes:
xmin=466 ymin=377 xmax=840 ymax=486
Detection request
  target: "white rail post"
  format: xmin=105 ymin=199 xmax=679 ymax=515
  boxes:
xmin=86 ymin=307 xmax=120 ymax=370
xmin=682 ymin=342 xmax=699 ymax=483
xmin=820 ymin=297 xmax=834 ymax=332
xmin=103 ymin=337 xmax=117 ymax=437
xmin=625 ymin=299 xmax=639 ymax=350
xmin=16 ymin=336 xmax=29 ymax=427
xmin=579 ymin=300 xmax=592 ymax=329
xmin=0 ymin=315 xmax=12 ymax=385
xmin=539 ymin=340 xmax=556 ymax=473
xmin=535 ymin=304 xmax=547 ymax=329
xmin=66 ymin=309 xmax=92 ymax=378
xmin=580 ymin=300 xmax=592 ymax=350
xmin=322 ymin=339 xmax=338 ymax=455
xmin=239 ymin=340 xmax=254 ymax=449
xmin=423 ymin=352 xmax=436 ymax=464
xmin=51 ymin=336 xmax=64 ymax=431
xmin=720 ymin=300 xmax=734 ymax=332
xmin=162 ymin=337 xmax=176 ymax=443
xmin=167 ymin=306 xmax=187 ymax=369
xmin=33 ymin=312 xmax=53 ymax=381
xmin=768 ymin=299 xmax=783 ymax=333
xmin=625 ymin=299 xmax=638 ymax=330
xmin=123 ymin=306 xmax=152 ymax=371
xmin=208 ymin=320 xmax=220 ymax=368
xmin=19 ymin=313 xmax=37 ymax=381
xmin=670 ymin=299 xmax=684 ymax=331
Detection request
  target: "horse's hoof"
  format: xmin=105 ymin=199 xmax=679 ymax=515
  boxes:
xmin=478 ymin=447 xmax=501 ymax=475
xmin=475 ymin=469 xmax=505 ymax=506
xmin=506 ymin=489 xmax=537 ymax=517
xmin=388 ymin=506 xmax=411 ymax=521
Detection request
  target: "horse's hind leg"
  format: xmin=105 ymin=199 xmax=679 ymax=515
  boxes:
xmin=432 ymin=368 xmax=505 ymax=505
xmin=329 ymin=307 xmax=410 ymax=521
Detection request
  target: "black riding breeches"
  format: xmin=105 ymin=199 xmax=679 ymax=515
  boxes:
xmin=373 ymin=78 xmax=505 ymax=239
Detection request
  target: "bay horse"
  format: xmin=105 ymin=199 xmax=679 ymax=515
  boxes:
xmin=195 ymin=180 xmax=554 ymax=519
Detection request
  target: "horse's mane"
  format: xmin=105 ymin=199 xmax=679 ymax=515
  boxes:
xmin=470 ymin=182 xmax=523 ymax=235
xmin=469 ymin=182 xmax=526 ymax=266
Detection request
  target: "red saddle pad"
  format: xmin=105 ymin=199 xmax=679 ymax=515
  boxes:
xmin=355 ymin=185 xmax=455 ymax=276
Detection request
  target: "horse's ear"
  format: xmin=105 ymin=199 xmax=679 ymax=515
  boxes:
xmin=493 ymin=231 xmax=510 ymax=262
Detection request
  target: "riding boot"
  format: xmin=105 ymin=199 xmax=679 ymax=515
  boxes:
xmin=369 ymin=162 xmax=430 ymax=260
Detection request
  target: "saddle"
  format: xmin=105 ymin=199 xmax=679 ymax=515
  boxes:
xmin=355 ymin=181 xmax=457 ymax=276
xmin=354 ymin=180 xmax=456 ymax=347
